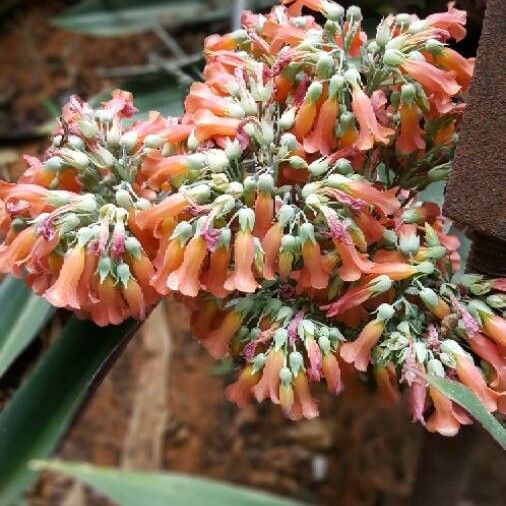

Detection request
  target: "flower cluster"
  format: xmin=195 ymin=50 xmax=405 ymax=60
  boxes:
xmin=1 ymin=0 xmax=504 ymax=435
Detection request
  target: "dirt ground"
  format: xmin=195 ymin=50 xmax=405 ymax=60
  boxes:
xmin=0 ymin=1 xmax=505 ymax=505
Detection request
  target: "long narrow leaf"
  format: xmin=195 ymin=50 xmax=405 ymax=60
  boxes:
xmin=0 ymin=317 xmax=140 ymax=505
xmin=0 ymin=277 xmax=55 ymax=378
xmin=52 ymin=0 xmax=278 ymax=36
xmin=52 ymin=0 xmax=220 ymax=36
xmin=425 ymin=374 xmax=506 ymax=450
xmin=31 ymin=460 xmax=307 ymax=506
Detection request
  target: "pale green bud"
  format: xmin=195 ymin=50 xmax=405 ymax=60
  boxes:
xmin=238 ymin=207 xmax=255 ymax=231
xmin=120 ymin=131 xmax=138 ymax=152
xmin=59 ymin=213 xmax=80 ymax=233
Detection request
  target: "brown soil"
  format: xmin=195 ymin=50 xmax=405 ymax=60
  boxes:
xmin=0 ymin=2 xmax=504 ymax=506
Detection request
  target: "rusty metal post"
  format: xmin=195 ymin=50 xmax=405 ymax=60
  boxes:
xmin=411 ymin=1 xmax=506 ymax=504
xmin=443 ymin=0 xmax=506 ymax=274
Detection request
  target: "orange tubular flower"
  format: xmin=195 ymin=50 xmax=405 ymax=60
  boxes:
xmin=283 ymin=0 xmax=324 ymax=16
xmin=340 ymin=318 xmax=386 ymax=372
xmin=323 ymin=275 xmax=391 ymax=317
xmin=262 ymin=223 xmax=284 ymax=280
xmin=425 ymin=2 xmax=467 ymax=42
xmin=136 ymin=194 xmax=189 ymax=233
xmin=321 ymin=353 xmax=343 ymax=395
xmin=150 ymin=237 xmax=185 ymax=295
xmin=426 ymin=386 xmax=462 ymax=437
xmin=252 ymin=175 xmax=274 ymax=238
xmin=333 ymin=234 xmax=374 ymax=282
xmin=351 ymin=85 xmax=394 ymax=151
xmin=304 ymin=75 xmax=342 ymax=155
xmin=201 ymin=309 xmax=244 ymax=359
xmin=433 ymin=48 xmax=474 ymax=90
xmin=224 ymin=209 xmax=259 ymax=293
xmin=469 ymin=333 xmax=506 ymax=390
xmin=185 ymin=82 xmax=243 ymax=117
xmin=419 ymin=288 xmax=451 ymax=320
xmin=400 ymin=59 xmax=460 ymax=112
xmin=44 ymin=244 xmax=86 ymax=310
xmin=193 ymin=109 xmax=241 ymax=142
xmin=122 ymin=278 xmax=146 ymax=321
xmin=90 ymin=276 xmax=126 ymax=327
xmin=370 ymin=262 xmax=418 ymax=281
xmin=167 ymin=235 xmax=207 ymax=297
xmin=0 ymin=226 xmax=37 ymax=277
xmin=299 ymin=223 xmax=329 ymax=290
xmin=291 ymin=371 xmax=319 ymax=420
xmin=225 ymin=365 xmax=262 ymax=408
xmin=480 ymin=314 xmax=506 ymax=348
xmin=293 ymin=82 xmax=323 ymax=141
xmin=140 ymin=154 xmax=190 ymax=190
xmin=375 ymin=363 xmax=400 ymax=404
xmin=201 ymin=230 xmax=232 ymax=298
xmin=253 ymin=349 xmax=285 ymax=403
xmin=454 ymin=353 xmax=497 ymax=413
xmin=396 ymin=96 xmax=426 ymax=155
xmin=326 ymin=175 xmax=400 ymax=216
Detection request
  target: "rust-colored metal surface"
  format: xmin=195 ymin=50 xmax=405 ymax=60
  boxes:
xmin=444 ymin=0 xmax=506 ymax=275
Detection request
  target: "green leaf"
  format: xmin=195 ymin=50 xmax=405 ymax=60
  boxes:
xmin=31 ymin=460 xmax=307 ymax=506
xmin=0 ymin=277 xmax=55 ymax=378
xmin=425 ymin=374 xmax=506 ymax=450
xmin=52 ymin=0 xmax=279 ymax=37
xmin=52 ymin=0 xmax=211 ymax=36
xmin=0 ymin=317 xmax=140 ymax=505
xmin=420 ymin=181 xmax=445 ymax=206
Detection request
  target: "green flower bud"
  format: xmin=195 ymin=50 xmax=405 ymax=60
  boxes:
xmin=395 ymin=13 xmax=411 ymax=28
xmin=115 ymin=189 xmax=133 ymax=209
xmin=279 ymin=107 xmax=297 ymax=131
xmin=44 ymin=156 xmax=64 ymax=172
xmin=346 ymin=5 xmax=362 ymax=22
xmin=252 ymin=353 xmax=266 ymax=373
xmin=278 ymin=205 xmax=296 ymax=226
xmin=324 ymin=2 xmax=344 ymax=21
xmin=427 ymin=358 xmax=445 ymax=378
xmin=383 ymin=49 xmax=404 ymax=66
xmin=306 ymin=81 xmax=323 ymax=102
xmin=299 ymin=222 xmax=316 ymax=243
xmin=76 ymin=194 xmax=98 ymax=213
xmin=279 ymin=366 xmax=293 ymax=385
xmin=59 ymin=213 xmax=80 ymax=233
xmin=98 ymin=256 xmax=113 ymax=283
xmin=334 ymin=157 xmax=353 ymax=174
xmin=226 ymin=181 xmax=244 ymax=198
xmin=318 ymin=335 xmax=331 ymax=355
xmin=316 ymin=53 xmax=334 ymax=79
xmin=116 ymin=263 xmax=132 ymax=287
xmin=329 ymin=74 xmax=345 ymax=99
xmin=308 ymin=158 xmax=330 ymax=177
xmin=258 ymin=173 xmax=274 ymax=193
xmin=376 ymin=303 xmax=395 ymax=321
xmin=238 ymin=207 xmax=255 ymax=231
xmin=125 ymin=236 xmax=142 ymax=257
xmin=274 ymin=328 xmax=288 ymax=349
xmin=289 ymin=155 xmax=308 ymax=169
xmin=68 ymin=135 xmax=85 ymax=150
xmin=289 ymin=351 xmax=304 ymax=375
xmin=376 ymin=19 xmax=391 ymax=47
xmin=425 ymin=38 xmax=444 ymax=55
xmin=343 ymin=68 xmax=361 ymax=87
xmin=120 ymin=131 xmax=138 ymax=152
xmin=78 ymin=119 xmax=99 ymax=138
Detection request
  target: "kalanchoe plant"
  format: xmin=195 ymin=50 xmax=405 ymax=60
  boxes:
xmin=0 ymin=0 xmax=504 ymax=436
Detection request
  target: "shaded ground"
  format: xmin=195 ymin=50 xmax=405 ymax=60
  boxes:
xmin=0 ymin=2 xmax=504 ymax=505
